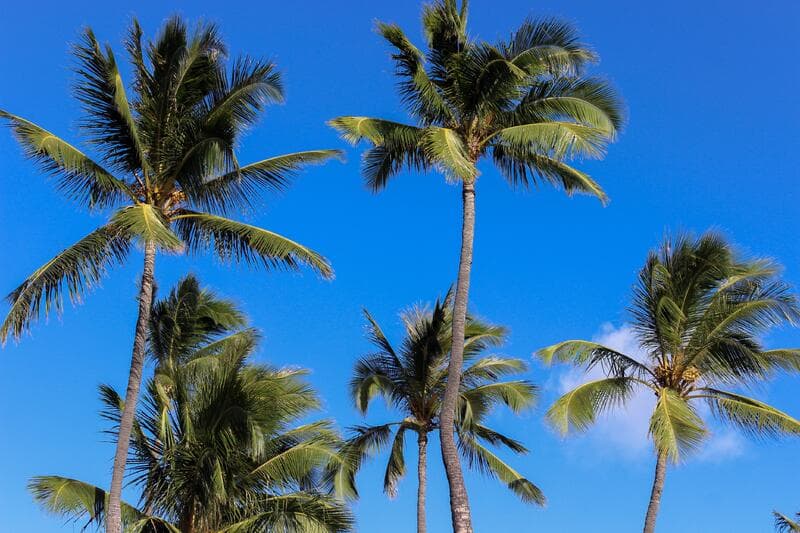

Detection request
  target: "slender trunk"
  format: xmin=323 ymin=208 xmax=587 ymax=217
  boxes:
xmin=643 ymin=451 xmax=668 ymax=533
xmin=440 ymin=179 xmax=476 ymax=533
xmin=179 ymin=502 xmax=196 ymax=533
xmin=106 ymin=242 xmax=157 ymax=533
xmin=417 ymin=432 xmax=429 ymax=533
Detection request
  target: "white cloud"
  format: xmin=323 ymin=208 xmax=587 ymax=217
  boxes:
xmin=550 ymin=323 xmax=746 ymax=462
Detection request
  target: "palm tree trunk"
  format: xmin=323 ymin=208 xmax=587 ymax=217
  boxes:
xmin=439 ymin=178 xmax=476 ymax=533
xmin=417 ymin=432 xmax=429 ymax=533
xmin=643 ymin=451 xmax=668 ymax=533
xmin=106 ymin=241 xmax=157 ymax=533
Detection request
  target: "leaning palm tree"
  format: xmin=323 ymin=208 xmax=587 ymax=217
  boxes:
xmin=537 ymin=233 xmax=800 ymax=533
xmin=775 ymin=511 xmax=800 ymax=532
xmin=329 ymin=2 xmax=623 ymax=529
xmin=30 ymin=276 xmax=352 ymax=533
xmin=1 ymin=18 xmax=339 ymax=532
xmin=338 ymin=292 xmax=542 ymax=533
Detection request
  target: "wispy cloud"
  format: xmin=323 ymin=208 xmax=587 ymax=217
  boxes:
xmin=547 ymin=323 xmax=746 ymax=462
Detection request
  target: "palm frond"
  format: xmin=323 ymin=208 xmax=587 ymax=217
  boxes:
xmin=172 ymin=211 xmax=332 ymax=278
xmin=546 ymin=377 xmax=635 ymax=435
xmin=774 ymin=511 xmax=800 ymax=533
xmin=192 ymin=149 xmax=344 ymax=213
xmin=492 ymin=122 xmax=610 ymax=160
xmin=701 ymin=389 xmax=800 ymax=438
xmin=503 ymin=17 xmax=597 ymax=76
xmin=73 ymin=28 xmax=148 ymax=175
xmin=537 ymin=340 xmax=652 ymax=379
xmin=110 ymin=204 xmax=183 ymax=250
xmin=221 ymin=493 xmax=353 ymax=533
xmin=457 ymin=431 xmax=545 ymax=505
xmin=1 ymin=224 xmax=130 ymax=342
xmin=0 ymin=110 xmax=134 ymax=209
xmin=420 ymin=126 xmax=476 ymax=182
xmin=492 ymin=145 xmax=607 ymax=202
xmin=649 ymin=388 xmax=707 ymax=463
xmin=28 ymin=476 xmax=144 ymax=529
xmin=377 ymin=22 xmax=451 ymax=124
xmin=383 ymin=424 xmax=408 ymax=498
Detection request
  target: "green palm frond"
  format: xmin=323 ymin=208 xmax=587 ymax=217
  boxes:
xmin=110 ymin=204 xmax=183 ymax=250
xmin=537 ymin=340 xmax=652 ymax=379
xmin=513 ymin=77 xmax=624 ymax=134
xmin=194 ymin=149 xmax=344 ymax=212
xmin=461 ymin=380 xmax=537 ymax=417
xmin=492 ymin=122 xmax=610 ymax=160
xmin=774 ymin=511 xmax=800 ymax=532
xmin=1 ymin=225 xmax=130 ymax=343
xmin=701 ymin=389 xmax=800 ymax=438
xmin=328 ymin=117 xmax=422 ymax=146
xmin=546 ymin=377 xmax=635 ymax=435
xmin=149 ymin=274 xmax=247 ymax=365
xmin=492 ymin=145 xmax=607 ymax=201
xmin=420 ymin=126 xmax=476 ymax=182
xmin=503 ymin=17 xmax=597 ymax=76
xmin=221 ymin=493 xmax=353 ymax=533
xmin=250 ymin=437 xmax=342 ymax=486
xmin=73 ymin=28 xmax=148 ymax=175
xmin=461 ymin=356 xmax=527 ymax=382
xmin=377 ymin=22 xmax=451 ymax=124
xmin=0 ymin=110 xmax=134 ymax=209
xmin=172 ymin=211 xmax=332 ymax=278
xmin=28 ymin=476 xmax=145 ymax=529
xmin=383 ymin=424 xmax=408 ymax=498
xmin=457 ymin=431 xmax=545 ymax=505
xmin=649 ymin=389 xmax=707 ymax=463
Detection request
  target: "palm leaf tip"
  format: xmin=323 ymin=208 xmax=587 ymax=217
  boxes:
xmin=508 ymin=478 xmax=546 ymax=506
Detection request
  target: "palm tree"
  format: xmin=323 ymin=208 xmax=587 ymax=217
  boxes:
xmin=775 ymin=511 xmax=800 ymax=532
xmin=30 ymin=275 xmax=353 ymax=533
xmin=338 ymin=292 xmax=543 ymax=533
xmin=1 ymin=18 xmax=340 ymax=532
xmin=537 ymin=233 xmax=800 ymax=533
xmin=329 ymin=3 xmax=623 ymax=529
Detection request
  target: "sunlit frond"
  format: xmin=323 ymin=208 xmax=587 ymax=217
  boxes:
xmin=546 ymin=377 xmax=635 ymax=435
xmin=649 ymin=389 xmax=706 ymax=463
xmin=172 ymin=211 xmax=332 ymax=278
xmin=193 ymin=149 xmax=343 ymax=212
xmin=0 ymin=110 xmax=134 ymax=209
xmin=457 ymin=431 xmax=545 ymax=505
xmin=1 ymin=225 xmax=130 ymax=343
xmin=702 ymin=389 xmax=800 ymax=438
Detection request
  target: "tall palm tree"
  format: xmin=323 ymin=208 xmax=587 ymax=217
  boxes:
xmin=537 ymin=233 xmax=800 ymax=533
xmin=329 ymin=3 xmax=623 ymax=529
xmin=775 ymin=511 xmax=800 ymax=532
xmin=1 ymin=18 xmax=339 ymax=532
xmin=30 ymin=276 xmax=353 ymax=533
xmin=338 ymin=292 xmax=543 ymax=533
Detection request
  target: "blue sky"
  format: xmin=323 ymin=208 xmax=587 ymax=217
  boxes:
xmin=1 ymin=0 xmax=799 ymax=531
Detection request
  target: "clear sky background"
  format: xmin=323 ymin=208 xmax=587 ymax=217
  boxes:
xmin=1 ymin=1 xmax=798 ymax=531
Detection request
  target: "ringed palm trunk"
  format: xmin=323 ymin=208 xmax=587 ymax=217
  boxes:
xmin=106 ymin=241 xmax=157 ymax=533
xmin=643 ymin=451 xmax=668 ymax=533
xmin=439 ymin=178 xmax=476 ymax=533
xmin=417 ymin=432 xmax=429 ymax=533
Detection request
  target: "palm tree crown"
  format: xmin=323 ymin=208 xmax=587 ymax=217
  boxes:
xmin=538 ymin=232 xmax=800 ymax=532
xmin=30 ymin=275 xmax=353 ymax=533
xmin=330 ymin=0 xmax=624 ymax=194
xmin=1 ymin=17 xmax=338 ymax=341
xmin=341 ymin=292 xmax=543 ymax=506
